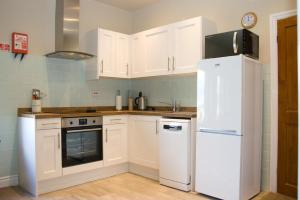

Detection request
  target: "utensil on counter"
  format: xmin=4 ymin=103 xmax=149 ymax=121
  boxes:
xmin=31 ymin=89 xmax=45 ymax=113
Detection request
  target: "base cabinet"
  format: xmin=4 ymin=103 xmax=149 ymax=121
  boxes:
xmin=128 ymin=116 xmax=160 ymax=169
xmin=103 ymin=116 xmax=128 ymax=166
xmin=36 ymin=129 xmax=62 ymax=181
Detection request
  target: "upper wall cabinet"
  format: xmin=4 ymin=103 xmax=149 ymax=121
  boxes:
xmin=143 ymin=25 xmax=172 ymax=77
xmin=84 ymin=16 xmax=216 ymax=80
xmin=84 ymin=28 xmax=130 ymax=80
xmin=130 ymin=17 xmax=217 ymax=78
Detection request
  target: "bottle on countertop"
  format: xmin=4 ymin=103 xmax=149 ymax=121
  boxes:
xmin=116 ymin=90 xmax=122 ymax=111
xmin=128 ymin=90 xmax=133 ymax=111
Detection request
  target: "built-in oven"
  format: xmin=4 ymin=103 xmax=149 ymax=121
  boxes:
xmin=61 ymin=117 xmax=103 ymax=168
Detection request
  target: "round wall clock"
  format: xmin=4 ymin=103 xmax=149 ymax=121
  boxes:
xmin=241 ymin=12 xmax=257 ymax=29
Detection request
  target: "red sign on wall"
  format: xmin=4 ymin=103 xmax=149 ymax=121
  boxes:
xmin=12 ymin=32 xmax=28 ymax=54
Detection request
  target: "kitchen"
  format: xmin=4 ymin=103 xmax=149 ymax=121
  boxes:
xmin=0 ymin=0 xmax=298 ymax=200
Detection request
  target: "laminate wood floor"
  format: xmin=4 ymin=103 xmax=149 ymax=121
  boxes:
xmin=0 ymin=173 xmax=295 ymax=200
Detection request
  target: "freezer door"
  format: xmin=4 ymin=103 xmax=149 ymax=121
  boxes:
xmin=197 ymin=55 xmax=242 ymax=134
xmin=195 ymin=131 xmax=241 ymax=200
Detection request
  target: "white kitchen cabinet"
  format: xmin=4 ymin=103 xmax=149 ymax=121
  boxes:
xmin=84 ymin=28 xmax=130 ymax=79
xmin=171 ymin=17 xmax=204 ymax=74
xmin=98 ymin=29 xmax=116 ymax=77
xmin=131 ymin=33 xmax=146 ymax=78
xmin=116 ymin=33 xmax=130 ymax=78
xmin=143 ymin=26 xmax=172 ymax=77
xmin=36 ymin=129 xmax=62 ymax=181
xmin=19 ymin=117 xmax=62 ymax=196
xmin=103 ymin=116 xmax=128 ymax=166
xmin=128 ymin=115 xmax=161 ymax=169
xmin=130 ymin=16 xmax=216 ymax=78
xmin=84 ymin=16 xmax=215 ymax=79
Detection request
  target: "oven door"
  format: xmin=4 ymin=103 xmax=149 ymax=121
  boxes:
xmin=62 ymin=126 xmax=103 ymax=167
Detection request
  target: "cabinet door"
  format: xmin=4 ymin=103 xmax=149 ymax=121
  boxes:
xmin=36 ymin=129 xmax=62 ymax=181
xmin=172 ymin=17 xmax=202 ymax=74
xmin=103 ymin=124 xmax=128 ymax=166
xmin=128 ymin=116 xmax=160 ymax=169
xmin=116 ymin=33 xmax=130 ymax=78
xmin=131 ymin=33 xmax=146 ymax=78
xmin=98 ymin=29 xmax=115 ymax=77
xmin=144 ymin=26 xmax=172 ymax=76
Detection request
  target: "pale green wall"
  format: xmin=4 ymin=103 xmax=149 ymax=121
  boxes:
xmin=0 ymin=52 xmax=130 ymax=177
xmin=130 ymin=75 xmax=197 ymax=107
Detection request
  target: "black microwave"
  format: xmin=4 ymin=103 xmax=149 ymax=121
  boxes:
xmin=205 ymin=29 xmax=259 ymax=60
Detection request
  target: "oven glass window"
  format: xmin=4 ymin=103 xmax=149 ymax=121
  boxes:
xmin=63 ymin=128 xmax=103 ymax=167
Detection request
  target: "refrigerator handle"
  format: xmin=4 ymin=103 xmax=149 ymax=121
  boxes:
xmin=199 ymin=128 xmax=238 ymax=135
xmin=233 ymin=32 xmax=238 ymax=54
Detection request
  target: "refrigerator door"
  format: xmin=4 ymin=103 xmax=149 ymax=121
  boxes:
xmin=197 ymin=55 xmax=242 ymax=135
xmin=195 ymin=131 xmax=241 ymax=200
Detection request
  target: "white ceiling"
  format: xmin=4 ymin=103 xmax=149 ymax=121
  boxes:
xmin=95 ymin=0 xmax=160 ymax=11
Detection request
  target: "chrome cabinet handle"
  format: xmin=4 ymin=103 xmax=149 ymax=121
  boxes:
xmin=111 ymin=119 xmax=122 ymax=122
xmin=41 ymin=123 xmax=59 ymax=126
xmin=168 ymin=57 xmax=170 ymax=71
xmin=126 ymin=64 xmax=129 ymax=76
xmin=233 ymin=32 xmax=238 ymax=54
xmin=101 ymin=60 xmax=104 ymax=73
xmin=156 ymin=120 xmax=158 ymax=135
xmin=57 ymin=133 xmax=60 ymax=149
xmin=172 ymin=56 xmax=175 ymax=71
xmin=105 ymin=128 xmax=108 ymax=143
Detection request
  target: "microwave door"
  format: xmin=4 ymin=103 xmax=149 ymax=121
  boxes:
xmin=205 ymin=30 xmax=242 ymax=59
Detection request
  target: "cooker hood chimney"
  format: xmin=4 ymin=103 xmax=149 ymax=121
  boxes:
xmin=45 ymin=0 xmax=94 ymax=60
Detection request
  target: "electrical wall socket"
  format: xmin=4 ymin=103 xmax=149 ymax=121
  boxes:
xmin=91 ymin=90 xmax=101 ymax=97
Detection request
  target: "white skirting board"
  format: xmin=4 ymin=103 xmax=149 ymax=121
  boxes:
xmin=1 ymin=163 xmax=159 ymax=193
xmin=128 ymin=162 xmax=159 ymax=181
xmin=38 ymin=163 xmax=129 ymax=195
xmin=0 ymin=175 xmax=19 ymax=188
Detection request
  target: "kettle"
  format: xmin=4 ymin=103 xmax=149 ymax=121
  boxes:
xmin=135 ymin=92 xmax=147 ymax=110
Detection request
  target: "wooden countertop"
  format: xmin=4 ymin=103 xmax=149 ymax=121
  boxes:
xmin=18 ymin=107 xmax=197 ymax=119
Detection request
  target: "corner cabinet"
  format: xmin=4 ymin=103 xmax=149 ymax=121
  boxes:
xmin=103 ymin=116 xmax=128 ymax=166
xmin=83 ymin=16 xmax=216 ymax=79
xmin=84 ymin=29 xmax=130 ymax=80
xmin=128 ymin=115 xmax=161 ymax=169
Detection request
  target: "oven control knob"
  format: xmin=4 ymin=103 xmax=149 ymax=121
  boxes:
xmin=70 ymin=121 xmax=73 ymax=125
xmin=93 ymin=120 xmax=96 ymax=123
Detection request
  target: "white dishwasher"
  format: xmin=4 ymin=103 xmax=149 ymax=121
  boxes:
xmin=159 ymin=118 xmax=191 ymax=191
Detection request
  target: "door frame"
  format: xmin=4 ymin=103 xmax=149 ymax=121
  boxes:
xmin=269 ymin=9 xmax=297 ymax=193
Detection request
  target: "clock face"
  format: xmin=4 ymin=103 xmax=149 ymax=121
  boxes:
xmin=241 ymin=12 xmax=257 ymax=29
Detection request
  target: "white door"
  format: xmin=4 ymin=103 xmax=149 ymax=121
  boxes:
xmin=195 ymin=132 xmax=241 ymax=200
xmin=116 ymin=33 xmax=130 ymax=78
xmin=36 ymin=129 xmax=62 ymax=181
xmin=144 ymin=26 xmax=172 ymax=76
xmin=172 ymin=17 xmax=202 ymax=74
xmin=131 ymin=33 xmax=146 ymax=78
xmin=128 ymin=116 xmax=160 ymax=169
xmin=103 ymin=124 xmax=128 ymax=166
xmin=197 ymin=55 xmax=242 ymax=133
xmin=98 ymin=29 xmax=115 ymax=77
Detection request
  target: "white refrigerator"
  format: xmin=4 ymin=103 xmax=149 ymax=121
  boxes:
xmin=195 ymin=55 xmax=263 ymax=200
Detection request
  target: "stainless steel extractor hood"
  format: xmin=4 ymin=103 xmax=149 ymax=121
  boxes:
xmin=45 ymin=0 xmax=94 ymax=60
